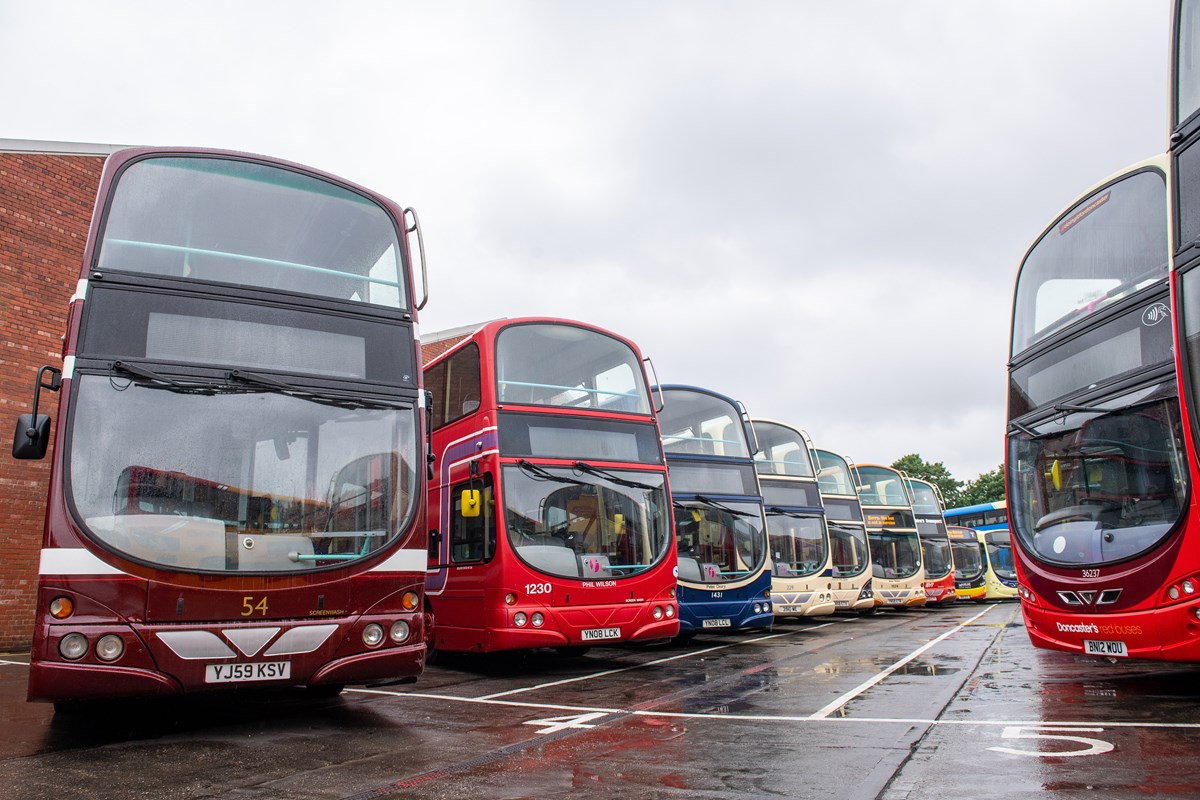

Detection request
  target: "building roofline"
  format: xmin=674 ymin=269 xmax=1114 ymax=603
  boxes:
xmin=423 ymin=319 xmax=505 ymax=344
xmin=0 ymin=138 xmax=128 ymax=157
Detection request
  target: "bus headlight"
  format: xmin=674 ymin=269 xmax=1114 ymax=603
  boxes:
xmin=666 ymin=605 xmax=675 ymax=618
xmin=514 ymin=612 xmax=528 ymax=627
xmin=390 ymin=621 xmax=410 ymax=643
xmin=49 ymin=597 xmax=74 ymax=620
xmin=753 ymin=603 xmax=763 ymax=614
xmin=531 ymin=613 xmax=544 ymax=627
xmin=59 ymin=633 xmax=88 ymax=661
xmin=653 ymin=606 xmax=664 ymax=620
xmin=363 ymin=623 xmax=385 ymax=647
xmin=95 ymin=634 xmax=124 ymax=662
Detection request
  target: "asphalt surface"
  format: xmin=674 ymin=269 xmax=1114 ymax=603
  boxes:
xmin=4 ymin=602 xmax=1200 ymax=799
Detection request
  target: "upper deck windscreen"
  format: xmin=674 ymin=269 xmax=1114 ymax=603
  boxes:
xmin=814 ymin=449 xmax=856 ymax=496
xmin=1011 ymin=168 xmax=1167 ymax=357
xmin=658 ymin=389 xmax=749 ymax=459
xmin=97 ymin=156 xmax=406 ymax=309
xmin=1177 ymin=0 xmax=1200 ymax=128
xmin=905 ymin=479 xmax=943 ymax=515
xmin=494 ymin=323 xmax=650 ymax=414
xmin=753 ymin=421 xmax=815 ymax=478
xmin=854 ymin=466 xmax=910 ymax=507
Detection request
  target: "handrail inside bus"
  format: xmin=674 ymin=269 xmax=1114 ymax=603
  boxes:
xmin=104 ymin=239 xmax=403 ymax=288
xmin=498 ymin=379 xmax=639 ymax=398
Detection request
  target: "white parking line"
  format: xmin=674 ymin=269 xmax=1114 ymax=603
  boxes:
xmin=476 ymin=623 xmax=837 ymax=700
xmin=807 ymin=605 xmax=997 ymax=719
xmin=0 ymin=659 xmax=29 ymax=667
xmin=349 ymin=686 xmax=1200 ymax=731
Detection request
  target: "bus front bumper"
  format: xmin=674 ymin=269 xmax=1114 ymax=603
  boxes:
xmin=1021 ymin=601 xmax=1200 ymax=662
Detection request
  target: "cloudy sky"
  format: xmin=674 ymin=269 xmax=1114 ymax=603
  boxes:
xmin=1 ymin=1 xmax=1173 ymax=484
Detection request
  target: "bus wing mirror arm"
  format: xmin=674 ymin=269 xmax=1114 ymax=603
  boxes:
xmin=12 ymin=365 xmax=61 ymax=460
xmin=644 ymin=357 xmax=664 ymax=413
xmin=405 ymin=207 xmax=429 ymax=311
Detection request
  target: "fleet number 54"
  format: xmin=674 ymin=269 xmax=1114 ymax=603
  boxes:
xmin=241 ymin=596 xmax=269 ymax=617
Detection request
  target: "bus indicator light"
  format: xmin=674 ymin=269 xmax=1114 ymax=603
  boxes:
xmin=401 ymin=592 xmax=419 ymax=611
xmin=49 ymin=597 xmax=73 ymax=619
xmin=505 ymin=593 xmax=518 ymax=606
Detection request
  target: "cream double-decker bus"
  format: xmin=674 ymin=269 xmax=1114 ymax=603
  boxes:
xmin=752 ymin=420 xmax=835 ymax=618
xmin=812 ymin=448 xmax=874 ymax=613
xmin=853 ymin=464 xmax=926 ymax=609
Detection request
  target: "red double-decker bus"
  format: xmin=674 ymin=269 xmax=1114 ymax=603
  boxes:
xmin=12 ymin=148 xmax=430 ymax=701
xmin=422 ymin=319 xmax=678 ymax=655
xmin=1007 ymin=154 xmax=1182 ymax=659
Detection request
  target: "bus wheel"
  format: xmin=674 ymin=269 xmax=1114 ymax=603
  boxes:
xmin=424 ymin=602 xmax=441 ymax=665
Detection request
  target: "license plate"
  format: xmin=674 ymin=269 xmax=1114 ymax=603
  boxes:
xmin=205 ymin=661 xmax=292 ymax=684
xmin=887 ymin=597 xmax=904 ymax=605
xmin=702 ymin=618 xmax=732 ymax=628
xmin=580 ymin=627 xmax=621 ymax=641
xmin=778 ymin=605 xmax=800 ymax=613
xmin=1084 ymin=639 xmax=1128 ymax=657
xmin=834 ymin=600 xmax=849 ymax=607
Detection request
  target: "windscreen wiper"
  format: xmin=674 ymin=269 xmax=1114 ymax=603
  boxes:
xmin=1008 ymin=420 xmax=1041 ymax=438
xmin=572 ymin=461 xmax=659 ymax=491
xmin=228 ymin=369 xmax=405 ymax=410
xmin=766 ymin=506 xmax=813 ymax=519
xmin=515 ymin=459 xmax=590 ymax=487
xmin=111 ymin=361 xmax=222 ymax=394
xmin=676 ymin=494 xmax=758 ymax=518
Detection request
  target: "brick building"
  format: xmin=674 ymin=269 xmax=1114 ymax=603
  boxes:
xmin=0 ymin=139 xmax=121 ymax=650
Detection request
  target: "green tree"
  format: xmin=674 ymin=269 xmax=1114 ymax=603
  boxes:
xmin=891 ymin=453 xmax=963 ymax=507
xmin=960 ymin=465 xmax=1005 ymax=506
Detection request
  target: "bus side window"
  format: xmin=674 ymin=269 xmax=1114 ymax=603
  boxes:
xmin=451 ymin=474 xmax=495 ymax=563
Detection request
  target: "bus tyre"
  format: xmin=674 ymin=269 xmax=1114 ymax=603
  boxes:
xmin=423 ymin=603 xmax=441 ymax=665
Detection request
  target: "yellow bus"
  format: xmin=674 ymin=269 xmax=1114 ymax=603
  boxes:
xmin=947 ymin=525 xmax=1018 ymax=601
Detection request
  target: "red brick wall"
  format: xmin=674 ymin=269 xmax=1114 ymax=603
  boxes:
xmin=0 ymin=153 xmax=104 ymax=650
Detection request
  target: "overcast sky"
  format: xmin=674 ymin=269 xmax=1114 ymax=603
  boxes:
xmin=1 ymin=1 xmax=1173 ymax=484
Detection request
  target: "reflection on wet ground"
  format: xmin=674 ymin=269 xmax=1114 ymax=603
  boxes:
xmin=6 ymin=603 xmax=1200 ymax=799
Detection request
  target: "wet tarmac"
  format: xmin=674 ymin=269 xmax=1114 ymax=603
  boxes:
xmin=4 ymin=602 xmax=1200 ymax=799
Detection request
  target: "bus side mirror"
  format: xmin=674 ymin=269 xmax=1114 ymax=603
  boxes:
xmin=12 ymin=414 xmax=51 ymax=460
xmin=461 ymin=489 xmax=481 ymax=518
xmin=12 ymin=365 xmax=61 ymax=460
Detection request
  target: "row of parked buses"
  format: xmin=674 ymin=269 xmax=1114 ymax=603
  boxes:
xmin=11 ymin=145 xmax=1016 ymax=706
